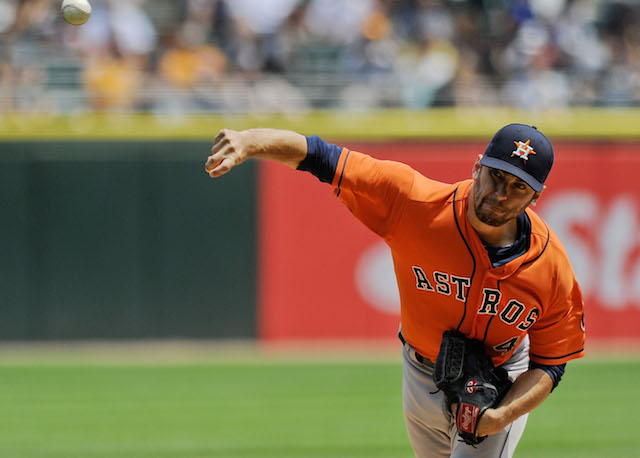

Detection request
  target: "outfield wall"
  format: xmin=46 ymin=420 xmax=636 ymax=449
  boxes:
xmin=1 ymin=109 xmax=639 ymax=341
xmin=0 ymin=141 xmax=256 ymax=339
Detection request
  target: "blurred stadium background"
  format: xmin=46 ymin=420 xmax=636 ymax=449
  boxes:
xmin=3 ymin=0 xmax=640 ymax=112
xmin=1 ymin=0 xmax=640 ymax=457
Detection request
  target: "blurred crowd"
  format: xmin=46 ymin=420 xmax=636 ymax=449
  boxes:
xmin=1 ymin=0 xmax=639 ymax=114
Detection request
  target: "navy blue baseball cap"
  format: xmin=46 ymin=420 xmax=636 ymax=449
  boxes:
xmin=480 ymin=123 xmax=554 ymax=192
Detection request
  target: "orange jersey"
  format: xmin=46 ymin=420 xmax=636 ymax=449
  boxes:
xmin=331 ymin=149 xmax=585 ymax=366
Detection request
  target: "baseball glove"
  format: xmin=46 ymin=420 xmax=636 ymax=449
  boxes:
xmin=433 ymin=330 xmax=512 ymax=445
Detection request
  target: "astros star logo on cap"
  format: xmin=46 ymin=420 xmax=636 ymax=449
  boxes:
xmin=511 ymin=139 xmax=536 ymax=162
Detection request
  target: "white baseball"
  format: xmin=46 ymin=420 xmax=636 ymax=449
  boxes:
xmin=61 ymin=0 xmax=92 ymax=26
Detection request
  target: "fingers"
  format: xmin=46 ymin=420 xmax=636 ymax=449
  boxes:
xmin=207 ymin=156 xmax=234 ymax=178
xmin=213 ymin=129 xmax=227 ymax=143
xmin=204 ymin=153 xmax=221 ymax=174
xmin=206 ymin=129 xmax=237 ymax=178
xmin=211 ymin=129 xmax=229 ymax=155
xmin=205 ymin=150 xmax=234 ymax=176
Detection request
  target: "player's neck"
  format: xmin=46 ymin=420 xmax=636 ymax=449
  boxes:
xmin=472 ymin=218 xmax=518 ymax=247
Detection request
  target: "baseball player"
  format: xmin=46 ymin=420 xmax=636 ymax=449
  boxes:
xmin=204 ymin=124 xmax=585 ymax=457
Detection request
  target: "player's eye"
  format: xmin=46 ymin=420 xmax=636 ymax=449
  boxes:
xmin=513 ymin=182 xmax=527 ymax=191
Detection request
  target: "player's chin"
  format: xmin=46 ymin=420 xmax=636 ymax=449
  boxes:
xmin=475 ymin=209 xmax=508 ymax=227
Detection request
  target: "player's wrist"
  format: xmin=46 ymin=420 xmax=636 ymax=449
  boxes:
xmin=240 ymin=129 xmax=264 ymax=159
xmin=493 ymin=404 xmax=515 ymax=428
xmin=477 ymin=408 xmax=507 ymax=436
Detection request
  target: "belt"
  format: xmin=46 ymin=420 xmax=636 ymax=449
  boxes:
xmin=398 ymin=331 xmax=434 ymax=367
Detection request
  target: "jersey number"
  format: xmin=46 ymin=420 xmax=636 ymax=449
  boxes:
xmin=493 ymin=336 xmax=520 ymax=355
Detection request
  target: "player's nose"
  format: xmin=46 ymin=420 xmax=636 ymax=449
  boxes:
xmin=493 ymin=184 xmax=508 ymax=200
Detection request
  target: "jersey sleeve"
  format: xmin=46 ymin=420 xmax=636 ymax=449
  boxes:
xmin=296 ymin=135 xmax=342 ymax=183
xmin=529 ymin=361 xmax=566 ymax=390
xmin=528 ymin=276 xmax=586 ymax=365
xmin=331 ymin=148 xmax=415 ymax=239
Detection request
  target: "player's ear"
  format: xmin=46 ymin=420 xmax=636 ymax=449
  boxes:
xmin=472 ymin=155 xmax=483 ymax=179
xmin=530 ymin=192 xmax=542 ymax=206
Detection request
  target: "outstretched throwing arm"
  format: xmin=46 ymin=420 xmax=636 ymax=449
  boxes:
xmin=205 ymin=128 xmax=308 ymax=178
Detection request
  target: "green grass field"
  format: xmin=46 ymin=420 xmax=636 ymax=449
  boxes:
xmin=0 ymin=354 xmax=638 ymax=458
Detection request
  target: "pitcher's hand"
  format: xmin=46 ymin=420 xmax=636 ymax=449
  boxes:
xmin=451 ymin=404 xmax=507 ymax=438
xmin=205 ymin=129 xmax=251 ymax=178
xmin=475 ymin=407 xmax=508 ymax=437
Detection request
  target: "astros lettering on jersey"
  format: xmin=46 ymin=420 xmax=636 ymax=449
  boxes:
xmin=331 ymin=149 xmax=585 ymax=367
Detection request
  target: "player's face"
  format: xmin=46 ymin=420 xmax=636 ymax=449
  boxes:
xmin=472 ymin=165 xmax=539 ymax=227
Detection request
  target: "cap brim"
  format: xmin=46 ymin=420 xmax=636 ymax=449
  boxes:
xmin=480 ymin=156 xmax=544 ymax=192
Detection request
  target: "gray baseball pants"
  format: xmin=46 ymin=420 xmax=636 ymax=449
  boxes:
xmin=402 ymin=335 xmax=530 ymax=457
